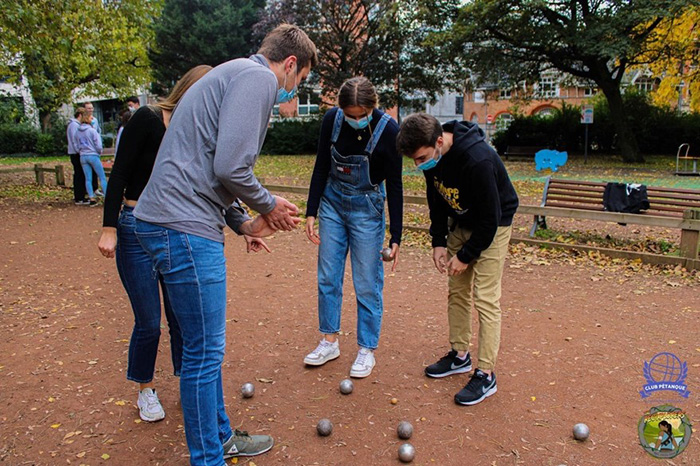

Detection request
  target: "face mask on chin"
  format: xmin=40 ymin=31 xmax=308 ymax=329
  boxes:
xmin=276 ymin=62 xmax=298 ymax=104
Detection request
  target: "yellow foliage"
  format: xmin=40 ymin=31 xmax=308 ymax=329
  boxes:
xmin=644 ymin=9 xmax=700 ymax=111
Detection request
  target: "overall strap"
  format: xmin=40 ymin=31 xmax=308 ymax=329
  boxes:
xmin=364 ymin=113 xmax=392 ymax=155
xmin=330 ymin=108 xmax=344 ymax=145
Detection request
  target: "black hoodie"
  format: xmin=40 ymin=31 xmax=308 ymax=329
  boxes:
xmin=424 ymin=120 xmax=519 ymax=264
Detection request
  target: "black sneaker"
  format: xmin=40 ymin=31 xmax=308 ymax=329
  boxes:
xmin=223 ymin=429 xmax=274 ymax=458
xmin=454 ymin=369 xmax=497 ymax=406
xmin=88 ymin=199 xmax=98 ymax=207
xmin=424 ymin=350 xmax=472 ymax=378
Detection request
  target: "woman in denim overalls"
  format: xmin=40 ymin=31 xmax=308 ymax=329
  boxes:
xmin=304 ymin=77 xmax=403 ymax=378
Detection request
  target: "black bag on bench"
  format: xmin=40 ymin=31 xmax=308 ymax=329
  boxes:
xmin=603 ymin=182 xmax=650 ymax=214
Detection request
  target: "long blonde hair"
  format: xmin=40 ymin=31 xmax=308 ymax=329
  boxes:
xmin=157 ymin=65 xmax=213 ymax=112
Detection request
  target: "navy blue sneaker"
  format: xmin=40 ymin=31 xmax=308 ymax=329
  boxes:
xmin=425 ymin=350 xmax=472 ymax=378
xmin=454 ymin=369 xmax=497 ymax=406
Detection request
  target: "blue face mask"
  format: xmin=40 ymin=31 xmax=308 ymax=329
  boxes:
xmin=276 ymin=65 xmax=297 ymax=104
xmin=345 ymin=113 xmax=372 ymax=130
xmin=416 ymin=147 xmax=442 ymax=171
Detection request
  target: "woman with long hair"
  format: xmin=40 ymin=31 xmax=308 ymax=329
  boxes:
xmin=97 ymin=66 xmax=212 ymax=422
xmin=303 ymin=76 xmax=403 ymax=378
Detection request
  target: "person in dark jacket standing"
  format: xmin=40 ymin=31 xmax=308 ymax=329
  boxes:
xmin=396 ymin=113 xmax=518 ymax=406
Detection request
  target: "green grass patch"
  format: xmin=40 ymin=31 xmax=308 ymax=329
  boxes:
xmin=534 ymin=227 xmax=678 ymax=255
xmin=0 ymin=184 xmax=72 ymax=202
xmin=0 ymin=155 xmax=71 ymax=165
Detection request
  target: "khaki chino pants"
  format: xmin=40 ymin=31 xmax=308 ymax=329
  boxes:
xmin=446 ymin=224 xmax=512 ymax=371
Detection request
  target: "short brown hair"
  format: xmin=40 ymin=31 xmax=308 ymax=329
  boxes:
xmin=157 ymin=64 xmax=213 ymax=112
xmin=338 ymin=77 xmax=378 ymax=110
xmin=396 ymin=113 xmax=444 ymax=157
xmin=74 ymin=107 xmax=86 ymax=118
xmin=258 ymin=24 xmax=317 ymax=69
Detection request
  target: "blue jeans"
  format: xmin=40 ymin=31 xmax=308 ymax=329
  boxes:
xmin=135 ymin=220 xmax=232 ymax=466
xmin=317 ymin=181 xmax=385 ymax=349
xmin=116 ymin=206 xmax=182 ymax=382
xmin=80 ymin=154 xmax=107 ymax=198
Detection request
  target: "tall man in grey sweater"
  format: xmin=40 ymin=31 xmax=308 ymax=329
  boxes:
xmin=134 ymin=25 xmax=316 ymax=465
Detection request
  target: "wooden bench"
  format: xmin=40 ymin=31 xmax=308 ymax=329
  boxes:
xmin=519 ymin=177 xmax=700 ymax=260
xmin=502 ymin=145 xmax=545 ymax=161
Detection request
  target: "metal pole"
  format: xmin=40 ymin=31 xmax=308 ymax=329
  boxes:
xmin=584 ymin=124 xmax=589 ymax=165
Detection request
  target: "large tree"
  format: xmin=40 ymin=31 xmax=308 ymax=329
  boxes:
xmin=150 ymin=0 xmax=265 ymax=93
xmin=253 ymin=0 xmax=455 ymax=113
xmin=0 ymin=0 xmax=159 ymax=129
xmin=432 ymin=0 xmax=696 ymax=163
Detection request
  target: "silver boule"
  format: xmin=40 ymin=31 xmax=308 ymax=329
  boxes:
xmin=339 ymin=378 xmax=354 ymax=395
xmin=317 ymin=418 xmax=333 ymax=436
xmin=398 ymin=443 xmax=415 ymax=463
xmin=381 ymin=247 xmax=393 ymax=262
xmin=241 ymin=382 xmax=255 ymax=398
xmin=397 ymin=421 xmax=413 ymax=439
xmin=572 ymin=423 xmax=590 ymax=441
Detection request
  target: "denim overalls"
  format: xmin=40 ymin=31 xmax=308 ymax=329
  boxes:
xmin=317 ymin=109 xmax=391 ymax=350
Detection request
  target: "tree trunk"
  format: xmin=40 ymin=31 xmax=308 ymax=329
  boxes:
xmin=598 ymin=80 xmax=644 ymax=163
xmin=40 ymin=112 xmax=52 ymax=133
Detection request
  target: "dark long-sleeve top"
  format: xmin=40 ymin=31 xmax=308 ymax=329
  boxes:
xmin=425 ymin=120 xmax=519 ymax=264
xmin=103 ymin=105 xmax=251 ymax=232
xmin=305 ymin=107 xmax=403 ymax=246
xmin=103 ymin=106 xmax=166 ymax=228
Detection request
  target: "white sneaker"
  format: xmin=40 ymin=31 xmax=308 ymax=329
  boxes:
xmin=303 ymin=340 xmax=340 ymax=366
xmin=137 ymin=388 xmax=165 ymax=422
xmin=350 ymin=348 xmax=375 ymax=378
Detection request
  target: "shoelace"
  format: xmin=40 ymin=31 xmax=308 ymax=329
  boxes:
xmin=355 ymin=351 xmax=370 ymax=366
xmin=143 ymin=391 xmax=160 ymax=410
xmin=312 ymin=342 xmax=331 ymax=355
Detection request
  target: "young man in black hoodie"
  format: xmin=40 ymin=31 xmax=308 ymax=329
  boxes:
xmin=396 ymin=113 xmax=518 ymax=406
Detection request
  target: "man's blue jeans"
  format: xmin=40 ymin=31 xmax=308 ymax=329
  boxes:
xmin=116 ymin=206 xmax=182 ymax=382
xmin=317 ymin=181 xmax=385 ymax=349
xmin=135 ymin=220 xmax=232 ymax=466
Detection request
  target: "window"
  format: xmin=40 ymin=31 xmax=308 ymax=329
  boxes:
xmin=297 ymin=90 xmax=320 ymax=116
xmin=473 ymin=91 xmax=485 ymax=103
xmin=470 ymin=113 xmax=479 ymax=124
xmin=635 ymin=77 xmax=654 ymax=93
xmin=583 ymin=87 xmax=596 ymax=97
xmin=537 ymin=75 xmax=559 ymax=98
xmin=534 ymin=107 xmax=556 ymax=118
xmin=495 ymin=113 xmax=513 ymax=131
xmin=272 ymin=105 xmax=280 ymax=116
xmin=454 ymin=95 xmax=464 ymax=115
xmin=499 ymin=89 xmax=512 ymax=99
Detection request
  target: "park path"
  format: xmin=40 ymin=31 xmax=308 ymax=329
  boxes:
xmin=0 ymin=198 xmax=698 ymax=465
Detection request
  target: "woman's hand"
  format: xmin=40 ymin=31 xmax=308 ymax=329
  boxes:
xmin=98 ymin=227 xmax=117 ymax=258
xmin=306 ymin=216 xmax=320 ymax=245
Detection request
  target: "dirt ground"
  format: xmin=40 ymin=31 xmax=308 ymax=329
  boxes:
xmin=1 ymin=195 xmax=699 ymax=466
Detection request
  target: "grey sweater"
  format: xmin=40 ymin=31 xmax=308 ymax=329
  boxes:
xmin=134 ymin=55 xmax=278 ymax=242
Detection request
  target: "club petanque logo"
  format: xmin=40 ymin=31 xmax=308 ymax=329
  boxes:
xmin=639 ymin=352 xmax=690 ymax=399
xmin=638 ymin=405 xmax=692 ymax=458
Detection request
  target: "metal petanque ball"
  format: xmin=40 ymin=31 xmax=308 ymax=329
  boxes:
xmin=572 ymin=423 xmax=590 ymax=441
xmin=339 ymin=378 xmax=354 ymax=395
xmin=241 ymin=382 xmax=255 ymax=398
xmin=317 ymin=418 xmax=333 ymax=436
xmin=398 ymin=443 xmax=415 ymax=463
xmin=397 ymin=421 xmax=413 ymax=440
xmin=381 ymin=247 xmax=393 ymax=262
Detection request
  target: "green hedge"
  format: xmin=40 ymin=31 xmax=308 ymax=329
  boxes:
xmin=261 ymin=116 xmax=323 ymax=155
xmin=492 ymin=91 xmax=700 ymax=156
xmin=0 ymin=114 xmax=68 ymax=156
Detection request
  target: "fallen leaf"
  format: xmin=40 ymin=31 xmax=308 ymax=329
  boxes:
xmin=255 ymin=378 xmax=274 ymax=384
xmin=76 ymin=452 xmax=86 ymax=458
xmin=51 ymin=423 xmax=61 ymax=429
xmin=101 ymin=453 xmax=110 ymax=460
